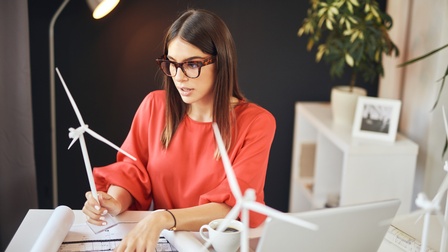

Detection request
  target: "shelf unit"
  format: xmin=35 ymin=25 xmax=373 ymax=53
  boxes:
xmin=288 ymin=102 xmax=418 ymax=214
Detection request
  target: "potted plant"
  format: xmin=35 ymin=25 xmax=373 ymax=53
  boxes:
xmin=298 ymin=0 xmax=399 ymax=124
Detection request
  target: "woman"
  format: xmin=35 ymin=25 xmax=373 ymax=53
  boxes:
xmin=82 ymin=9 xmax=276 ymax=251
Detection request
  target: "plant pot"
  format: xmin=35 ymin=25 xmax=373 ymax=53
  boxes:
xmin=330 ymin=86 xmax=367 ymax=126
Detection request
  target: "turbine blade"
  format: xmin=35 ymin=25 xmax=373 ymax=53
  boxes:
xmin=203 ymin=203 xmax=242 ymax=249
xmin=211 ymin=123 xmax=243 ymax=200
xmin=213 ymin=217 xmax=234 ymax=234
xmin=393 ymin=210 xmax=425 ymax=224
xmin=415 ymin=212 xmax=426 ymax=224
xmin=85 ymin=128 xmax=137 ymax=161
xmin=67 ymin=138 xmax=78 ymax=150
xmin=221 ymin=203 xmax=243 ymax=225
xmin=244 ymin=201 xmax=318 ymax=231
xmin=55 ymin=68 xmax=85 ymax=126
xmin=435 ymin=211 xmax=448 ymax=230
xmin=432 ymin=173 xmax=448 ymax=205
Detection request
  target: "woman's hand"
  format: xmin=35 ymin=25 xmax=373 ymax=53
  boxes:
xmin=82 ymin=191 xmax=122 ymax=226
xmin=114 ymin=210 xmax=172 ymax=252
xmin=115 ymin=203 xmax=230 ymax=251
xmin=83 ymin=185 xmax=133 ymax=226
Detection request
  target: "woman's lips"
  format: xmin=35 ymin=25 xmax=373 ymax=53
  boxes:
xmin=179 ymin=87 xmax=193 ymax=96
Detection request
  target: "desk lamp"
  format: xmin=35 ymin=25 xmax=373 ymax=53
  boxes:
xmin=49 ymin=0 xmax=120 ymax=207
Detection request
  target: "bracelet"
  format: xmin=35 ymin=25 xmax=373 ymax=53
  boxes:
xmin=165 ymin=209 xmax=177 ymax=231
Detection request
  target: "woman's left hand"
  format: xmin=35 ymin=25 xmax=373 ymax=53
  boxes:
xmin=114 ymin=210 xmax=172 ymax=252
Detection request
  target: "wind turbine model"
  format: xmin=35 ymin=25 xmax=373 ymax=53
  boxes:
xmin=411 ymin=106 xmax=448 ymax=252
xmin=438 ymin=106 xmax=448 ymax=252
xmin=55 ymin=68 xmax=137 ymax=233
xmin=209 ymin=123 xmax=318 ymax=252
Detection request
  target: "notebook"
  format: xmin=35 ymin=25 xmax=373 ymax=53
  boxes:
xmin=256 ymin=199 xmax=401 ymax=252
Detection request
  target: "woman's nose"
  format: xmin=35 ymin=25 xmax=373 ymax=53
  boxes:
xmin=173 ymin=67 xmax=188 ymax=81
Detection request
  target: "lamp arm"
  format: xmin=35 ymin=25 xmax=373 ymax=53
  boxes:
xmin=49 ymin=0 xmax=71 ymax=208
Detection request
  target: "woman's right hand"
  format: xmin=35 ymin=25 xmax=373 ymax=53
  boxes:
xmin=82 ymin=191 xmax=122 ymax=226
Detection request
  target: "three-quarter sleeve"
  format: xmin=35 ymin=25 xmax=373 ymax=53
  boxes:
xmin=93 ymin=93 xmax=159 ymax=210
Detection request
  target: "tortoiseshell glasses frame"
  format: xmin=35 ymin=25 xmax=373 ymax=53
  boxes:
xmin=156 ymin=56 xmax=215 ymax=79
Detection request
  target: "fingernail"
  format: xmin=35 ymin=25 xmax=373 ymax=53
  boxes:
xmin=102 ymin=210 xmax=108 ymax=215
xmin=94 ymin=205 xmax=101 ymax=211
xmin=99 ymin=216 xmax=105 ymax=221
xmin=102 ymin=222 xmax=107 ymax=226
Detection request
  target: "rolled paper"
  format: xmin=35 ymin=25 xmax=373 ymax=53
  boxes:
xmin=30 ymin=205 xmax=75 ymax=252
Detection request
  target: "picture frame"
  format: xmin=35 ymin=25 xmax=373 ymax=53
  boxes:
xmin=352 ymin=96 xmax=402 ymax=142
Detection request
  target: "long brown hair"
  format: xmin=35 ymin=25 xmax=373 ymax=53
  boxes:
xmin=160 ymin=9 xmax=245 ymax=150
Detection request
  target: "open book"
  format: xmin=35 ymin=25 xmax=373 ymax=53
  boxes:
xmin=383 ymin=213 xmax=443 ymax=252
xmin=384 ymin=225 xmax=437 ymax=252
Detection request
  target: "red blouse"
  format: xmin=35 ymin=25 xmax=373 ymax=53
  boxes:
xmin=94 ymin=90 xmax=276 ymax=227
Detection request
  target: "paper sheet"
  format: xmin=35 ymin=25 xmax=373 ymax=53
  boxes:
xmin=59 ymin=222 xmax=177 ymax=251
xmin=60 ymin=219 xmax=178 ymax=251
xmin=59 ymin=222 xmax=134 ymax=251
xmin=29 ymin=206 xmax=178 ymax=252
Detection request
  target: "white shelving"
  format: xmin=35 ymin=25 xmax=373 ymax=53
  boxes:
xmin=288 ymin=102 xmax=418 ymax=214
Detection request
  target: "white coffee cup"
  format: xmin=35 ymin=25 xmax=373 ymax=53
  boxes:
xmin=199 ymin=219 xmax=243 ymax=252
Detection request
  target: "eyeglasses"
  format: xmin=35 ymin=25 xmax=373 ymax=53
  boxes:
xmin=156 ymin=56 xmax=215 ymax=79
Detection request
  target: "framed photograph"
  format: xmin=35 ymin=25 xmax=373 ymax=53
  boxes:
xmin=352 ymin=96 xmax=402 ymax=142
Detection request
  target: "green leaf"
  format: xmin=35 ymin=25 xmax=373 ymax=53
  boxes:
xmin=330 ymin=6 xmax=339 ymax=15
xmin=364 ymin=3 xmax=370 ymax=12
xmin=316 ymin=45 xmax=326 ymax=62
xmin=345 ymin=53 xmax=354 ymax=66
xmin=349 ymin=0 xmax=360 ymax=7
xmin=347 ymin=2 xmax=354 ymax=13
xmin=318 ymin=8 xmax=327 ymax=17
xmin=431 ymin=65 xmax=448 ymax=111
xmin=398 ymin=43 xmax=448 ymax=67
xmin=326 ymin=19 xmax=334 ymax=30
xmin=443 ymin=138 xmax=448 ymax=159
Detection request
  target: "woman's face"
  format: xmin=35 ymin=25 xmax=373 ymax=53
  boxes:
xmin=167 ymin=37 xmax=216 ymax=107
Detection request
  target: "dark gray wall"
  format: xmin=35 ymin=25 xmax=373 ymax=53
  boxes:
xmin=28 ymin=0 xmax=380 ymax=211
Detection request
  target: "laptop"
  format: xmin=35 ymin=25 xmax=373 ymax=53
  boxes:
xmin=256 ymin=199 xmax=401 ymax=252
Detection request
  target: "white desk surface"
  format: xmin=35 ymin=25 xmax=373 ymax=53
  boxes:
xmin=6 ymin=209 xmax=146 ymax=252
xmin=6 ymin=208 xmax=441 ymax=252
xmin=6 ymin=209 xmax=262 ymax=252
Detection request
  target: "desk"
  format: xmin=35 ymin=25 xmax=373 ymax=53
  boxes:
xmin=7 ymin=209 xmax=441 ymax=252
xmin=6 ymin=209 xmax=262 ymax=252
